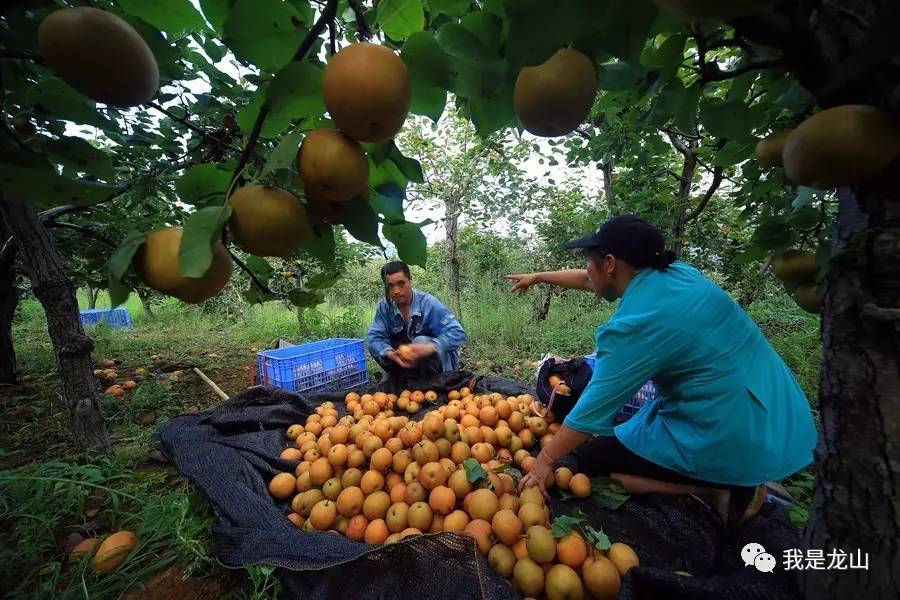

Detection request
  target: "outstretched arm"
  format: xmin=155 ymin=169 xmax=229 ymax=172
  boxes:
xmin=505 ymin=270 xmax=593 ymax=293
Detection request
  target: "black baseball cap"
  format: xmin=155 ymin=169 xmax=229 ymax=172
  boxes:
xmin=563 ymin=215 xmax=674 ymax=269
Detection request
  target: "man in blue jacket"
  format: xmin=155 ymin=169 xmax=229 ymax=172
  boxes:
xmin=368 ymin=261 xmax=466 ymax=383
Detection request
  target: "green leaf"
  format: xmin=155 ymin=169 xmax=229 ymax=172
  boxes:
xmin=0 ymin=164 xmax=115 ymax=210
xmin=43 ymin=137 xmax=115 ymax=181
xmin=579 ymin=522 xmax=612 ymax=551
xmin=469 ymin=86 xmax=515 ymax=136
xmin=401 ymin=31 xmax=451 ymax=121
xmin=646 ymin=33 xmax=686 ymax=84
xmin=264 ymin=61 xmax=326 ymax=118
xmin=645 ymin=79 xmax=686 ymax=127
xmin=750 ymin=215 xmax=797 ymax=251
xmin=377 ymin=0 xmax=424 ymax=41
xmin=107 ymin=230 xmax=146 ymax=307
xmin=109 ymin=231 xmax=147 ymax=281
xmin=26 ymin=78 xmax=112 ymax=128
xmin=334 ymin=195 xmax=383 ymax=246
xmin=597 ymin=62 xmax=644 ymax=91
xmin=108 ymin=275 xmax=132 ymax=308
xmin=589 ymin=476 xmax=630 ymax=510
xmin=300 ymin=224 xmax=336 ymax=264
xmin=179 ymin=205 xmax=233 ymax=277
xmin=505 ymin=0 xmax=605 ymax=69
xmin=435 ymin=23 xmax=493 ymax=64
xmin=369 ymin=156 xmax=409 ymax=190
xmin=244 ymin=255 xmax=274 ymax=285
xmin=597 ymin=0 xmax=658 ymax=65
xmin=200 ymin=0 xmax=230 ymax=33
xmin=672 ymin=83 xmax=701 ymax=132
xmin=712 ymin=138 xmax=756 ymax=167
xmin=287 ymin=288 xmax=325 ymax=308
xmin=462 ymin=458 xmax=489 ymax=484
xmin=383 ymin=221 xmax=427 ymax=267
xmin=426 ymin=0 xmax=470 ymax=17
xmin=700 ymin=99 xmax=766 ymax=139
xmin=370 ymin=184 xmax=406 ymax=221
xmin=118 ymin=0 xmax=207 ymax=35
xmin=261 ymin=128 xmax=304 ymax=178
xmin=388 ymin=144 xmax=425 ymax=183
xmin=175 ymin=163 xmax=232 ymax=206
xmin=305 ymin=270 xmax=342 ymax=290
xmin=237 ymin=94 xmax=293 ymax=139
xmin=223 ymin=0 xmax=309 ymax=72
xmin=551 ymin=514 xmax=584 ymax=538
xmin=790 ymin=205 xmax=821 ymax=230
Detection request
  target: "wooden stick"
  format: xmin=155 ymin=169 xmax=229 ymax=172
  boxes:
xmin=194 ymin=367 xmax=229 ymax=401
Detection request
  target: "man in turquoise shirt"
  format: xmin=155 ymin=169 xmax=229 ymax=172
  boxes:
xmin=508 ymin=215 xmax=817 ymax=526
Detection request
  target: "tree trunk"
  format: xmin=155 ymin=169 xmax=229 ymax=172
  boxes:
xmin=738 ymin=256 xmax=773 ymax=308
xmin=444 ymin=194 xmax=462 ymax=321
xmin=533 ymin=286 xmax=553 ymax=322
xmin=233 ymin=286 xmax=248 ymax=326
xmin=667 ymin=136 xmax=698 ymax=259
xmin=803 ymin=178 xmax=900 ymax=599
xmin=0 ymin=228 xmax=18 ymax=384
xmin=86 ymin=285 xmax=96 ymax=309
xmin=0 ymin=195 xmax=110 ymax=452
xmin=601 ymin=161 xmax=615 ymax=213
xmin=137 ymin=288 xmax=155 ymax=321
xmin=732 ymin=2 xmax=900 ymax=597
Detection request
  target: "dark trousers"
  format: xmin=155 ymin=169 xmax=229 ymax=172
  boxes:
xmin=372 ymin=351 xmax=443 ymax=390
xmin=570 ymin=436 xmax=758 ymax=526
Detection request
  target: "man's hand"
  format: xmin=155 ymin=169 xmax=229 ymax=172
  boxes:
xmin=505 ymin=273 xmax=539 ymax=294
xmin=404 ymin=343 xmax=436 ymax=365
xmin=386 ymin=350 xmax=413 ymax=369
xmin=517 ymin=449 xmax=553 ymax=500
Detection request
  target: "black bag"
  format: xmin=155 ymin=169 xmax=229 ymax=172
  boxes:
xmin=534 ymin=356 xmax=594 ymax=421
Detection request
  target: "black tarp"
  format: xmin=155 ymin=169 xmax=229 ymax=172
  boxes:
xmin=157 ymin=372 xmax=803 ymax=600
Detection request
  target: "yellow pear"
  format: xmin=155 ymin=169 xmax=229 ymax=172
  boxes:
xmin=514 ymin=49 xmax=597 ymax=138
xmin=298 ymin=129 xmax=369 ymax=204
xmin=38 ymin=7 xmax=158 ymax=107
xmin=134 ymin=228 xmax=232 ymax=303
xmin=783 ymin=105 xmax=900 ymax=189
xmin=229 ymin=185 xmax=310 ymax=257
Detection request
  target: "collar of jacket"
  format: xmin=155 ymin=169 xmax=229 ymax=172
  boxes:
xmin=389 ymin=289 xmax=423 ymax=319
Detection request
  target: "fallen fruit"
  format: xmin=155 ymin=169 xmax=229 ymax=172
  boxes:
xmin=91 ymin=531 xmax=138 ymax=573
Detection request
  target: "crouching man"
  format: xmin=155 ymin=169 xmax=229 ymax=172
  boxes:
xmin=367 ymin=261 xmax=466 ymax=384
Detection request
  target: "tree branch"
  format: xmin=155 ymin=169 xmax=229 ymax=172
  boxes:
xmin=348 ymin=0 xmax=373 ymax=40
xmin=328 ymin=20 xmax=337 ymax=56
xmin=665 ymin=130 xmax=694 ymax=158
xmin=685 ymin=164 xmax=724 ymax=223
xmin=227 ymin=248 xmax=276 ymax=295
xmin=44 ymin=221 xmax=116 ymax=247
xmin=701 ymin=58 xmax=784 ymax=82
xmin=148 ymin=101 xmax=242 ymax=154
xmin=230 ymin=0 xmax=339 ymax=189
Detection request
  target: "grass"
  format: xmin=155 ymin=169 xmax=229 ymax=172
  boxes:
xmin=0 ymin=282 xmax=821 ymax=598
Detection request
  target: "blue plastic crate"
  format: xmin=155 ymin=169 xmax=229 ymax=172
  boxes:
xmin=79 ymin=308 xmax=133 ymax=330
xmin=257 ymin=338 xmax=368 ymax=393
xmin=584 ymin=353 xmax=661 ymax=420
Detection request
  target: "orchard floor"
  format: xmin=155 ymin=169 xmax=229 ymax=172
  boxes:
xmin=0 ymin=289 xmax=819 ymax=599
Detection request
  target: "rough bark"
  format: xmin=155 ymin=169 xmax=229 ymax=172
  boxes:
xmin=666 ymin=134 xmax=698 ymax=259
xmin=0 ymin=227 xmax=18 ymax=384
xmin=137 ymin=288 xmax=155 ymax=321
xmin=733 ymin=2 xmax=900 ymax=597
xmin=601 ymin=161 xmax=615 ymax=213
xmin=0 ymin=195 xmax=110 ymax=452
xmin=444 ymin=193 xmax=463 ymax=321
